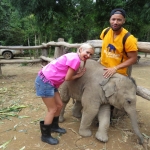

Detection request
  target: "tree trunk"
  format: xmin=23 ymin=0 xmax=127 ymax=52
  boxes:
xmin=28 ymin=37 xmax=32 ymax=59
xmin=34 ymin=34 xmax=39 ymax=58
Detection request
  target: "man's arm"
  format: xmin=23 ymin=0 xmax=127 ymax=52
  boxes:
xmin=115 ymin=51 xmax=137 ymax=70
xmin=103 ymin=51 xmax=137 ymax=78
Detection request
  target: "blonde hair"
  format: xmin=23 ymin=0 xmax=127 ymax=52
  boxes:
xmin=77 ymin=43 xmax=95 ymax=68
xmin=77 ymin=43 xmax=95 ymax=53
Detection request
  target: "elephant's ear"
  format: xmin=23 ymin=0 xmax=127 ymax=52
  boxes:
xmin=99 ymin=77 xmax=110 ymax=86
xmin=101 ymin=80 xmax=116 ymax=97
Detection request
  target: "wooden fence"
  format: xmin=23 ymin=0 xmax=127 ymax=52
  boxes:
xmin=0 ymin=38 xmax=150 ymax=75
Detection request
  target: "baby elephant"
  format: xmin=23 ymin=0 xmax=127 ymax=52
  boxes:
xmin=59 ymin=59 xmax=147 ymax=148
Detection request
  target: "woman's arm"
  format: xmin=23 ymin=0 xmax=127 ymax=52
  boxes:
xmin=65 ymin=67 xmax=86 ymax=81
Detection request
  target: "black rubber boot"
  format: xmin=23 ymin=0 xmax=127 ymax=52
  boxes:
xmin=51 ymin=116 xmax=66 ymax=134
xmin=40 ymin=121 xmax=59 ymax=145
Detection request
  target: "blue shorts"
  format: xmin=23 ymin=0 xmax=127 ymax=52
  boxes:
xmin=35 ymin=75 xmax=58 ymax=97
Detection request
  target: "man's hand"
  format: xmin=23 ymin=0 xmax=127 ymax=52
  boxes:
xmin=103 ymin=67 xmax=117 ymax=78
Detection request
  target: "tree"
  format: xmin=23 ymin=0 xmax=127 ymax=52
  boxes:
xmin=2 ymin=0 xmax=150 ymax=46
xmin=0 ymin=0 xmax=12 ymax=45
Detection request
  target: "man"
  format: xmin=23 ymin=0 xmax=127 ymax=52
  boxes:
xmin=100 ymin=8 xmax=138 ymax=78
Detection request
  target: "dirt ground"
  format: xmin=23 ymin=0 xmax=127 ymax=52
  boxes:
xmin=0 ymin=55 xmax=150 ymax=150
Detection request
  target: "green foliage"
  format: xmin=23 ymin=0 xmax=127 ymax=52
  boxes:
xmin=0 ymin=0 xmax=25 ymax=45
xmin=20 ymin=62 xmax=29 ymax=66
xmin=0 ymin=0 xmax=12 ymax=45
xmin=0 ymin=0 xmax=150 ymax=48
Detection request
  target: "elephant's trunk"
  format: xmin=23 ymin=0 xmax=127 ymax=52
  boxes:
xmin=125 ymin=108 xmax=144 ymax=145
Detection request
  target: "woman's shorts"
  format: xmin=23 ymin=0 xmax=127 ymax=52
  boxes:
xmin=35 ymin=75 xmax=58 ymax=97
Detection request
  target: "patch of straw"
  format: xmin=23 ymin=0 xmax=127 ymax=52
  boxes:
xmin=0 ymin=104 xmax=27 ymax=120
xmin=0 ymin=137 xmax=13 ymax=150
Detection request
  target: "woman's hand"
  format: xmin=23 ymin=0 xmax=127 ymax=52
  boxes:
xmin=77 ymin=67 xmax=86 ymax=73
xmin=65 ymin=67 xmax=86 ymax=81
xmin=76 ymin=67 xmax=86 ymax=77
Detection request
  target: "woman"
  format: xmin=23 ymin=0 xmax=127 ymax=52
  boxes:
xmin=35 ymin=43 xmax=95 ymax=145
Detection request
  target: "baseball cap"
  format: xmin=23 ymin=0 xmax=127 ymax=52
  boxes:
xmin=110 ymin=8 xmax=126 ymax=18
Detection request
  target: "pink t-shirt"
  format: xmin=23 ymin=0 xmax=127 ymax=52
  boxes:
xmin=41 ymin=53 xmax=81 ymax=88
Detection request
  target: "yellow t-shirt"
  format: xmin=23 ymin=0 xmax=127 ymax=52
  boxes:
xmin=100 ymin=27 xmax=138 ymax=76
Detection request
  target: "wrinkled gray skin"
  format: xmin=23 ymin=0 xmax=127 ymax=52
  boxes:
xmin=59 ymin=59 xmax=144 ymax=146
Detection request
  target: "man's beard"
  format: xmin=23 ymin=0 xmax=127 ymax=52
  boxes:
xmin=111 ymin=25 xmax=122 ymax=31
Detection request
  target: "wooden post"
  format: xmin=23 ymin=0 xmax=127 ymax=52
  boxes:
xmin=41 ymin=48 xmax=48 ymax=57
xmin=41 ymin=47 xmax=49 ymax=66
xmin=127 ymin=65 xmax=132 ymax=77
xmin=54 ymin=38 xmax=64 ymax=58
xmin=0 ymin=57 xmax=2 ymax=76
xmin=0 ymin=64 xmax=2 ymax=76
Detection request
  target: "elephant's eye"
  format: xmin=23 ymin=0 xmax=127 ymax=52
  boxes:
xmin=126 ymin=99 xmax=131 ymax=104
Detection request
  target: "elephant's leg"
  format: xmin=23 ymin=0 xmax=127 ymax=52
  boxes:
xmin=79 ymin=95 xmax=100 ymax=137
xmin=59 ymin=102 xmax=68 ymax=123
xmin=59 ymin=85 xmax=70 ymax=123
xmin=79 ymin=107 xmax=98 ymax=137
xmin=96 ymin=104 xmax=110 ymax=142
xmin=72 ymin=100 xmax=82 ymax=118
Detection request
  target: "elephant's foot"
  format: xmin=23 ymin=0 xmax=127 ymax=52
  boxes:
xmin=79 ymin=128 xmax=92 ymax=137
xmin=95 ymin=131 xmax=108 ymax=142
xmin=72 ymin=111 xmax=82 ymax=118
xmin=72 ymin=101 xmax=82 ymax=118
xmin=59 ymin=115 xmax=65 ymax=123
